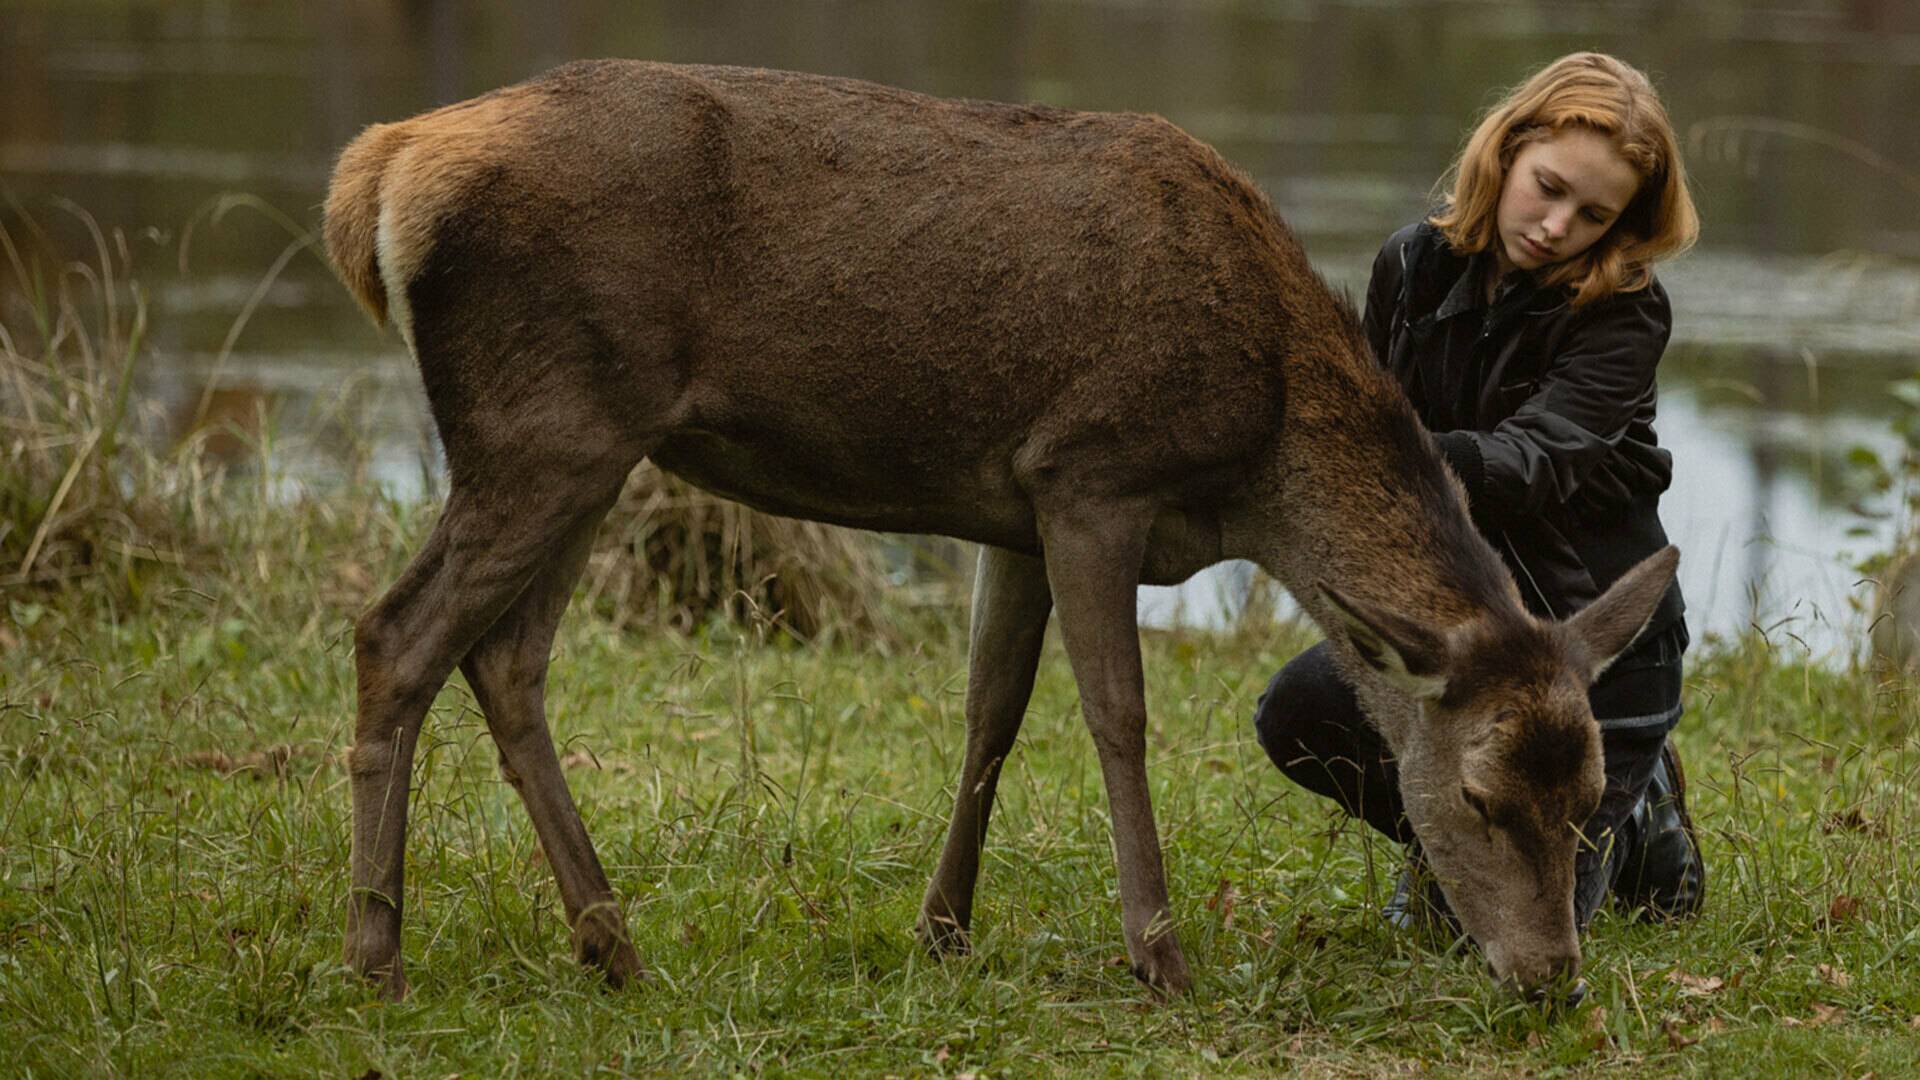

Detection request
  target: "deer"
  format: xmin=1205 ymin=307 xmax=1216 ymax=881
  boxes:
xmin=322 ymin=59 xmax=1679 ymax=1002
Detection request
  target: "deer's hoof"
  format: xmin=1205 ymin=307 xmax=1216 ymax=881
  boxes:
xmin=915 ymin=910 xmax=973 ymax=957
xmin=348 ymin=956 xmax=408 ymax=1001
xmin=1128 ymin=940 xmax=1193 ymax=997
xmin=344 ymin=925 xmax=408 ymax=1000
xmin=574 ymin=920 xmax=646 ymax=989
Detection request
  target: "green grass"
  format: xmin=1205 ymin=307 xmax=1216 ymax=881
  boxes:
xmin=3 ymin=496 xmax=1918 ymax=1078
xmin=3 ymin=199 xmax=1917 ymax=1076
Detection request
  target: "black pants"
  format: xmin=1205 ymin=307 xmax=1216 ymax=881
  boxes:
xmin=1252 ymin=635 xmax=1681 ymax=926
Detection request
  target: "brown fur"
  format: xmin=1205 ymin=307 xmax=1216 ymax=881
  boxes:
xmin=323 ymin=60 xmax=1678 ymax=1001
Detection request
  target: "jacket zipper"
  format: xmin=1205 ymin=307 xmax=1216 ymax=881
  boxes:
xmin=1502 ymin=529 xmax=1557 ymax=618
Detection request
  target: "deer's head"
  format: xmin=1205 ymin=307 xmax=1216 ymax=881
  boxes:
xmin=1322 ymin=546 xmax=1679 ymax=998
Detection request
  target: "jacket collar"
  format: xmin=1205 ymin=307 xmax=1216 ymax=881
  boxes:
xmin=1405 ymin=220 xmax=1570 ymax=321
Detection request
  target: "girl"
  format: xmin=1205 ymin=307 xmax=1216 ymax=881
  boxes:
xmin=1253 ymin=52 xmax=1704 ymax=930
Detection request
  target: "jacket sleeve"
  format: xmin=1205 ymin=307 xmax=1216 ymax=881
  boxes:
xmin=1360 ymin=233 xmax=1403 ymax=367
xmin=1431 ymin=282 xmax=1672 ymax=521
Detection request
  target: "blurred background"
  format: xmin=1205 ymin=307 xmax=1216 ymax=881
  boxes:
xmin=3 ymin=0 xmax=1916 ymax=654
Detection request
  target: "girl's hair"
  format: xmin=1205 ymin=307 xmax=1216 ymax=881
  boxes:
xmin=1429 ymin=52 xmax=1699 ymax=308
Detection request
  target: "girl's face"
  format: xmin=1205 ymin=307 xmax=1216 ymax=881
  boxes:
xmin=1493 ymin=126 xmax=1641 ymax=274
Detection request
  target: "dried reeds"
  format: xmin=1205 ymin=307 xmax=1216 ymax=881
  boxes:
xmin=583 ymin=463 xmax=932 ymax=645
xmin=1 ymin=200 xmax=228 ymax=591
xmin=2 ymin=197 xmax=963 ymax=645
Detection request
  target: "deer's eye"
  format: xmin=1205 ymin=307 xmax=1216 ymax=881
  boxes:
xmin=1462 ymin=785 xmax=1493 ymax=823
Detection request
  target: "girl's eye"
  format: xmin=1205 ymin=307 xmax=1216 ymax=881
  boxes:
xmin=1537 ymin=177 xmax=1560 ymax=196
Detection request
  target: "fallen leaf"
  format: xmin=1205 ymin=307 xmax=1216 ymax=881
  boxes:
xmin=1207 ymin=878 xmax=1237 ymax=928
xmin=1808 ymin=1003 xmax=1844 ymax=1026
xmin=1666 ymin=971 xmax=1725 ymax=996
xmin=1823 ymin=895 xmax=1864 ymax=926
xmin=0 ymin=626 xmax=17 ymax=651
xmin=1663 ymin=1018 xmax=1697 ymax=1050
xmin=1909 ymin=1015 xmax=1920 ymax=1030
xmin=1822 ymin=809 xmax=1883 ymax=836
xmin=561 ymin=749 xmax=601 ymax=770
xmin=1816 ymin=963 xmax=1852 ymax=988
xmin=1524 ymin=1031 xmax=1544 ymax=1048
xmin=181 ymin=746 xmax=297 ymax=779
xmin=1705 ymin=1017 xmax=1728 ymax=1035
xmin=682 ymin=922 xmax=703 ymax=944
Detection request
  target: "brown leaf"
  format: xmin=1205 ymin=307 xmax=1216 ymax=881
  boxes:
xmin=1207 ymin=878 xmax=1237 ymax=928
xmin=682 ymin=922 xmax=702 ymax=945
xmin=0 ymin=625 xmax=18 ymax=651
xmin=933 ymin=1045 xmax=950 ymax=1065
xmin=1822 ymin=809 xmax=1882 ymax=836
xmin=561 ymin=749 xmax=601 ymax=770
xmin=1823 ymin=894 xmax=1864 ymax=926
xmin=1808 ymin=1003 xmax=1844 ymax=1026
xmin=1816 ymin=963 xmax=1853 ymax=988
xmin=1909 ymin=1014 xmax=1920 ymax=1030
xmin=1663 ymin=1018 xmax=1697 ymax=1050
xmin=181 ymin=746 xmax=297 ymax=779
xmin=1666 ymin=971 xmax=1725 ymax=996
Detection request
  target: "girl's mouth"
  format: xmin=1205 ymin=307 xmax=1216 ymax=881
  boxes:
xmin=1522 ymin=236 xmax=1554 ymax=260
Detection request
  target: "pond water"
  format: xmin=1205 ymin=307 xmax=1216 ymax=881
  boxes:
xmin=4 ymin=0 xmax=1918 ymax=657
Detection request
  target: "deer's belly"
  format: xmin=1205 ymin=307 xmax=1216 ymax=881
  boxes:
xmin=648 ymin=430 xmax=1042 ymax=552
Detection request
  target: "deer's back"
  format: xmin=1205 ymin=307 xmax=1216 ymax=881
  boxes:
xmin=348 ymin=61 xmax=1357 ymax=546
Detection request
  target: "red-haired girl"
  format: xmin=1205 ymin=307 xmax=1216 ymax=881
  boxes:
xmin=1254 ymin=52 xmax=1705 ymax=931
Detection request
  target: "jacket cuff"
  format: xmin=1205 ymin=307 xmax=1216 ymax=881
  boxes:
xmin=1434 ymin=430 xmax=1486 ymax=505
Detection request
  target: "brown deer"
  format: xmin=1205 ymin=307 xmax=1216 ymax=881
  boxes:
xmin=323 ymin=60 xmax=1678 ymax=1001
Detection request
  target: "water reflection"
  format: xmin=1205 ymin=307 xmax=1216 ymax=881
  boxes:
xmin=3 ymin=0 xmax=1918 ymax=654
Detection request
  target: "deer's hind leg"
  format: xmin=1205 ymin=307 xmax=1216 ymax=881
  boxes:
xmin=918 ymin=545 xmax=1053 ymax=955
xmin=345 ymin=432 xmax=640 ymax=999
xmin=458 ymin=496 xmax=642 ymax=987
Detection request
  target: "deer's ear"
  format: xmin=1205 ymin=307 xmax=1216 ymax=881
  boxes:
xmin=1320 ymin=582 xmax=1450 ymax=700
xmin=1565 ymin=546 xmax=1680 ymax=681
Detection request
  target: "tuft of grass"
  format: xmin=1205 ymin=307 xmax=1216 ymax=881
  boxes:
xmin=583 ymin=464 xmax=955 ymax=647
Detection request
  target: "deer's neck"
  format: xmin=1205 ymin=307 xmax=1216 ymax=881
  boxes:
xmin=1240 ymin=349 xmax=1523 ymax=746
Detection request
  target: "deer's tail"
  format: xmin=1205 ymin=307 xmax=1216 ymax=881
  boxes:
xmin=323 ymin=122 xmax=412 ymax=329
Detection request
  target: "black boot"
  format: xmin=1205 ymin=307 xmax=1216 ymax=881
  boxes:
xmin=1611 ymin=740 xmax=1706 ymax=920
xmin=1381 ymin=843 xmax=1461 ymax=937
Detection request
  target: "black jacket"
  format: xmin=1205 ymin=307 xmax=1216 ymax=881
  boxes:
xmin=1363 ymin=221 xmax=1687 ymax=723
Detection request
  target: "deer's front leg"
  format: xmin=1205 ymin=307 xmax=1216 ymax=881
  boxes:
xmin=1035 ymin=498 xmax=1191 ymax=994
xmin=918 ymin=545 xmax=1053 ymax=955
